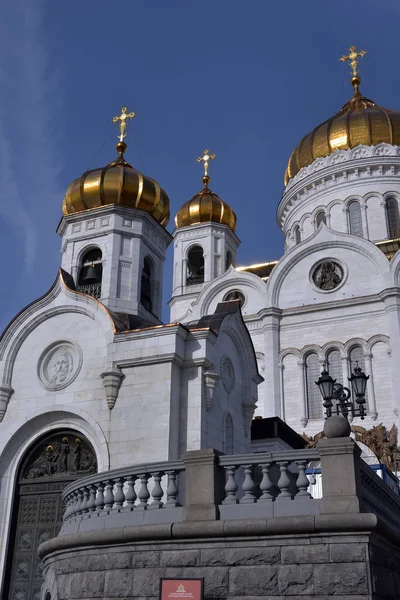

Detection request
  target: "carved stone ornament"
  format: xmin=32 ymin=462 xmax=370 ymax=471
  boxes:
xmin=0 ymin=384 xmax=14 ymax=422
xmin=220 ymin=357 xmax=235 ymax=393
xmin=312 ymin=261 xmax=343 ymax=291
xmin=38 ymin=341 xmax=83 ymax=391
xmin=101 ymin=366 xmax=125 ymax=409
xmin=22 ymin=434 xmax=97 ymax=480
xmin=203 ymin=371 xmax=220 ymax=411
xmin=242 ymin=403 xmax=255 ymax=437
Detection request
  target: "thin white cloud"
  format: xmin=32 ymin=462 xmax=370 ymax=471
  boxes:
xmin=0 ymin=0 xmax=62 ymax=272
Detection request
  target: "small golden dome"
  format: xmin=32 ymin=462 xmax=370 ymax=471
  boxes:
xmin=284 ymin=77 xmax=400 ymax=185
xmin=175 ymin=176 xmax=237 ymax=232
xmin=63 ymin=142 xmax=170 ymax=227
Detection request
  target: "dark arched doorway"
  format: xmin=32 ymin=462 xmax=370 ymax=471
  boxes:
xmin=4 ymin=429 xmax=97 ymax=600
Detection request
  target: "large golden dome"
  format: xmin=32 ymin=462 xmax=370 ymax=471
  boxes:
xmin=284 ymin=77 xmax=400 ymax=185
xmin=63 ymin=141 xmax=170 ymax=227
xmin=175 ymin=176 xmax=236 ymax=232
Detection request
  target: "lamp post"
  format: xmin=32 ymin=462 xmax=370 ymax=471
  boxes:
xmin=315 ymin=362 xmax=369 ymax=421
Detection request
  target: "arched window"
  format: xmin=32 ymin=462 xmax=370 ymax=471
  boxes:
xmin=326 ymin=349 xmax=343 ymax=384
xmin=226 ymin=250 xmax=233 ymax=270
xmin=186 ymin=245 xmax=204 ymax=285
xmin=386 ymin=197 xmax=400 ymax=239
xmin=348 ymin=201 xmax=363 ymax=237
xmin=4 ymin=430 xmax=97 ymax=600
xmin=316 ymin=211 xmax=326 ymax=229
xmin=222 ymin=413 xmax=234 ymax=454
xmin=294 ymin=225 xmax=301 ymax=245
xmin=349 ymin=346 xmax=368 ymax=406
xmin=305 ymin=353 xmax=322 ymax=419
xmin=140 ymin=257 xmax=153 ymax=312
xmin=77 ymin=247 xmax=102 ymax=299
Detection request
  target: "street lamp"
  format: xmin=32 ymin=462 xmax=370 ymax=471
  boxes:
xmin=315 ymin=362 xmax=369 ymax=420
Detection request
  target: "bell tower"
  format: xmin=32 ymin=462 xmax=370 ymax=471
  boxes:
xmin=170 ymin=150 xmax=240 ymax=322
xmin=57 ymin=107 xmax=172 ymax=324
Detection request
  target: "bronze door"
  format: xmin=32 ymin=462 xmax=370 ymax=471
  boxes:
xmin=4 ymin=430 xmax=97 ymax=600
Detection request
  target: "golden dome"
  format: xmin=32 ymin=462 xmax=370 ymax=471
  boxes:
xmin=63 ymin=141 xmax=170 ymax=227
xmin=284 ymin=77 xmax=400 ymax=185
xmin=175 ymin=176 xmax=237 ymax=232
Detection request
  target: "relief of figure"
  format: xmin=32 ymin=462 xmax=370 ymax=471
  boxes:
xmin=48 ymin=346 xmax=74 ymax=385
xmin=315 ymin=262 xmax=341 ymax=291
xmin=45 ymin=445 xmax=59 ymax=476
xmin=59 ymin=437 xmax=70 ymax=472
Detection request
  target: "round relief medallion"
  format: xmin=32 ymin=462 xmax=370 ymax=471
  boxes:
xmin=223 ymin=290 xmax=245 ymax=308
xmin=312 ymin=261 xmax=343 ymax=291
xmin=38 ymin=341 xmax=82 ymax=391
xmin=221 ymin=357 xmax=235 ymax=393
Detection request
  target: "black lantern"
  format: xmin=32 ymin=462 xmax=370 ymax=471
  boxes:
xmin=315 ymin=368 xmax=335 ymax=402
xmin=348 ymin=364 xmax=369 ymax=398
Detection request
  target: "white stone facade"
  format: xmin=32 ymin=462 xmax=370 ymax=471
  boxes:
xmin=172 ymin=145 xmax=400 ymax=443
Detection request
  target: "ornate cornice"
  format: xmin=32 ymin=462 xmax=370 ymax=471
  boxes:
xmin=278 ymin=144 xmax=400 ymax=227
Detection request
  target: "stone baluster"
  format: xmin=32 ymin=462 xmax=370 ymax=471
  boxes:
xmin=276 ymin=461 xmax=292 ymax=499
xmin=259 ymin=463 xmax=274 ymax=502
xmin=80 ymin=487 xmax=89 ymax=514
xmin=63 ymin=493 xmax=73 ymax=520
xmin=222 ymin=466 xmax=238 ymax=504
xmin=87 ymin=485 xmax=96 ymax=512
xmin=72 ymin=491 xmax=80 ymax=518
xmin=295 ymin=460 xmax=311 ymax=498
xmin=240 ymin=465 xmax=257 ymax=504
xmin=104 ymin=480 xmax=115 ymax=511
xmin=125 ymin=475 xmax=137 ymax=509
xmin=165 ymin=471 xmax=179 ymax=507
xmin=95 ymin=482 xmax=105 ymax=512
xmin=75 ymin=488 xmax=84 ymax=516
xmin=150 ymin=472 xmax=164 ymax=509
xmin=114 ymin=478 xmax=125 ymax=510
xmin=137 ymin=474 xmax=150 ymax=510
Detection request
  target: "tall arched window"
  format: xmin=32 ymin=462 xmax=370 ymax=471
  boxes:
xmin=294 ymin=225 xmax=301 ymax=245
xmin=77 ymin=247 xmax=102 ymax=299
xmin=316 ymin=211 xmax=326 ymax=229
xmin=305 ymin=353 xmax=322 ymax=419
xmin=222 ymin=413 xmax=234 ymax=454
xmin=326 ymin=349 xmax=343 ymax=384
xmin=348 ymin=201 xmax=363 ymax=237
xmin=186 ymin=245 xmax=204 ymax=285
xmin=140 ymin=257 xmax=153 ymax=312
xmin=386 ymin=197 xmax=400 ymax=239
xmin=349 ymin=346 xmax=368 ymax=406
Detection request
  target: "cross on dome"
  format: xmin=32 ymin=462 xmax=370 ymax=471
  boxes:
xmin=340 ymin=46 xmax=367 ymax=88
xmin=197 ymin=149 xmax=216 ymax=187
xmin=112 ymin=106 xmax=136 ymax=142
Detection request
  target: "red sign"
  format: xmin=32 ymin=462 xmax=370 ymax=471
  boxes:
xmin=160 ymin=579 xmax=204 ymax=600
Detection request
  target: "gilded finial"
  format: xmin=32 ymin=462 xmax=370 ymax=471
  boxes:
xmin=340 ymin=46 xmax=367 ymax=91
xmin=113 ymin=106 xmax=136 ymax=142
xmin=197 ymin=149 xmax=215 ymax=187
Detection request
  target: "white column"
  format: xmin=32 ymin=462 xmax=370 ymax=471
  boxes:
xmin=297 ymin=360 xmax=308 ymax=428
xmin=384 ymin=294 xmax=400 ymax=421
xmin=361 ymin=204 xmax=369 ymax=239
xmin=342 ymin=207 xmax=349 ymax=233
xmin=341 ymin=355 xmax=353 ymax=423
xmin=278 ymin=362 xmax=285 ymax=421
xmin=363 ymin=351 xmax=377 ymax=421
xmin=262 ymin=310 xmax=281 ymax=417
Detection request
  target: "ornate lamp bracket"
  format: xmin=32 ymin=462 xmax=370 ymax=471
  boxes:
xmin=101 ymin=367 xmax=125 ymax=410
xmin=203 ymin=371 xmax=220 ymax=411
xmin=0 ymin=384 xmax=14 ymax=422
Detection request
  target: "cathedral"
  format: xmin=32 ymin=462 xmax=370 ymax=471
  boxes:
xmin=1 ymin=47 xmax=400 ymax=598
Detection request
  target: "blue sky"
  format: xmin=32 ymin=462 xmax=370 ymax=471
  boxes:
xmin=0 ymin=0 xmax=398 ymax=328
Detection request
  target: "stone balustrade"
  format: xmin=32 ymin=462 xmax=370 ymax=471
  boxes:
xmin=359 ymin=459 xmax=400 ymax=531
xmin=219 ymin=449 xmax=321 ymax=519
xmin=61 ymin=460 xmax=184 ymax=535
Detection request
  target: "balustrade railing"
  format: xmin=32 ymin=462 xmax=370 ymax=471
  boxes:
xmin=76 ymin=282 xmax=102 ymax=299
xmin=359 ymin=460 xmax=400 ymax=530
xmin=62 ymin=460 xmax=184 ymax=524
xmin=219 ymin=449 xmax=321 ymax=505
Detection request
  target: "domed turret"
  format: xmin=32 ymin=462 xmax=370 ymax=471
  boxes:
xmin=62 ymin=108 xmax=170 ymax=227
xmin=175 ymin=150 xmax=236 ymax=231
xmin=284 ymin=47 xmax=400 ymax=185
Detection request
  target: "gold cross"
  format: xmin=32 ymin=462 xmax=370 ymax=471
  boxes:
xmin=340 ymin=45 xmax=367 ymax=77
xmin=112 ymin=106 xmax=135 ymax=142
xmin=197 ymin=149 xmax=216 ymax=177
